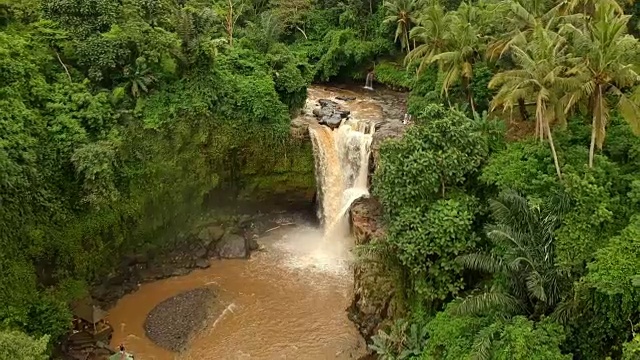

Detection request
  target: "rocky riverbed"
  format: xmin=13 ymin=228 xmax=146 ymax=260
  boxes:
xmin=90 ymin=210 xmax=310 ymax=309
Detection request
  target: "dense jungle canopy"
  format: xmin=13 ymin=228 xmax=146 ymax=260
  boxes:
xmin=2 ymin=0 xmax=640 ymax=359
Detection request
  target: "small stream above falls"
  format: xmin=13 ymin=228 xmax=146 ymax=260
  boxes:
xmin=107 ymin=85 xmax=406 ymax=359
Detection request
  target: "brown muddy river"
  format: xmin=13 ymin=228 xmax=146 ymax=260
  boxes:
xmin=109 ymin=225 xmax=366 ymax=360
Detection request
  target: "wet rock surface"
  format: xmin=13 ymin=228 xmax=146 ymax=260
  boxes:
xmin=144 ymin=288 xmax=215 ymax=352
xmin=313 ymin=99 xmax=351 ymax=129
xmin=215 ymin=233 xmax=248 ymax=258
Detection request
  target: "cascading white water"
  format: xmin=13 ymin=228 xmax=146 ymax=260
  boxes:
xmin=364 ymin=73 xmax=374 ymax=91
xmin=309 ymin=118 xmax=375 ymax=239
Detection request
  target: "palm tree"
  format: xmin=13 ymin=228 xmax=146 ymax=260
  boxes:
xmin=490 ymin=26 xmax=577 ymax=179
xmin=407 ymin=2 xmax=484 ymax=113
xmin=486 ymin=0 xmax=560 ymax=61
xmin=455 ymin=191 xmax=568 ymax=319
xmin=484 ymin=0 xmax=562 ymax=123
xmin=383 ymin=0 xmax=422 ymax=53
xmin=557 ymin=0 xmax=629 ymax=16
xmin=405 ymin=3 xmax=448 ymax=75
xmin=562 ymin=2 xmax=640 ymax=168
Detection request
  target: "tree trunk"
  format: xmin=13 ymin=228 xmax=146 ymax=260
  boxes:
xmin=589 ymin=85 xmax=604 ymax=168
xmin=588 ymin=119 xmax=596 ymax=168
xmin=405 ymin=26 xmax=411 ymax=53
xmin=55 ymin=51 xmax=72 ymax=82
xmin=469 ymin=90 xmax=476 ymax=115
xmin=464 ymin=76 xmax=476 ymax=115
xmin=545 ymin=121 xmax=562 ymax=179
xmin=227 ymin=0 xmax=234 ymax=47
xmin=518 ymin=98 xmax=529 ymax=121
xmin=295 ymin=26 xmax=308 ymax=39
xmin=535 ymin=100 xmax=544 ymax=142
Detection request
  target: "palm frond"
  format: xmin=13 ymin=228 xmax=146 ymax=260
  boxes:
xmin=457 ymin=253 xmax=503 ymax=274
xmin=453 ymin=291 xmax=522 ymax=316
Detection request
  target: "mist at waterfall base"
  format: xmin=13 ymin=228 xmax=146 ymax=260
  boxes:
xmin=271 ymin=118 xmax=372 ymax=276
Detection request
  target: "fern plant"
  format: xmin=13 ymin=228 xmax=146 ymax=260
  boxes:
xmin=370 ymin=319 xmax=429 ymax=359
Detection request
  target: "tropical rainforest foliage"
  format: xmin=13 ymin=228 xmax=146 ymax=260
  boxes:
xmin=369 ymin=0 xmax=640 ymax=359
xmin=2 ymin=0 xmax=640 ymax=358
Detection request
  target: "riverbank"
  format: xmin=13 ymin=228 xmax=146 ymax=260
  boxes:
xmin=97 ymin=84 xmax=408 ymax=359
xmin=90 ymin=209 xmax=313 ymax=310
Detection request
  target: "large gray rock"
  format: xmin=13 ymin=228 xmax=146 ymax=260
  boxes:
xmin=215 ymin=234 xmax=248 ymax=259
xmin=313 ymin=99 xmax=350 ymax=129
xmin=195 ymin=258 xmax=210 ymax=269
xmin=197 ymin=225 xmax=225 ymax=248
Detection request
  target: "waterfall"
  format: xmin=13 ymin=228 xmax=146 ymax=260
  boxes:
xmin=364 ymin=73 xmax=374 ymax=91
xmin=309 ymin=119 xmax=375 ymax=238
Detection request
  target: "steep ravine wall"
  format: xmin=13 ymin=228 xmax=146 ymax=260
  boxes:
xmin=91 ymin=135 xmax=317 ymax=308
xmin=348 ymin=121 xmax=407 ymax=341
xmin=348 ymin=196 xmax=387 ymax=339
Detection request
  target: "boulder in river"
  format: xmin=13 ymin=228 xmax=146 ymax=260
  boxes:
xmin=313 ymin=99 xmax=350 ymax=129
xmin=195 ymin=258 xmax=210 ymax=269
xmin=215 ymin=233 xmax=248 ymax=259
xmin=144 ymin=287 xmax=216 ymax=352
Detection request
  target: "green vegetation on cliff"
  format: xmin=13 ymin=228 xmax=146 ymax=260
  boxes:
xmin=4 ymin=0 xmax=640 ymax=358
xmin=363 ymin=1 xmax=640 ymax=359
xmin=1 ymin=0 xmax=403 ymax=350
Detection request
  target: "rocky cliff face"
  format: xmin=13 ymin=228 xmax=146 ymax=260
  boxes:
xmin=348 ymin=194 xmax=404 ymax=341
xmin=348 ymin=197 xmax=392 ymax=341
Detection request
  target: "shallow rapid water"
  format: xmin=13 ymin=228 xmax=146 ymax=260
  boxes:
xmin=109 ymin=225 xmax=366 ymax=360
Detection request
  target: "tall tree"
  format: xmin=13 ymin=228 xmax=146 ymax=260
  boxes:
xmin=490 ymin=25 xmax=576 ymax=179
xmin=428 ymin=2 xmax=484 ymax=113
xmin=383 ymin=0 xmax=421 ymax=53
xmin=272 ymin=0 xmax=311 ymax=39
xmin=486 ymin=0 xmax=559 ymax=61
xmin=0 ymin=330 xmax=49 ymax=360
xmin=405 ymin=3 xmax=448 ymax=74
xmin=217 ymin=0 xmax=246 ymax=47
xmin=558 ymin=0 xmax=630 ymax=17
xmin=562 ymin=2 xmax=640 ymax=168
